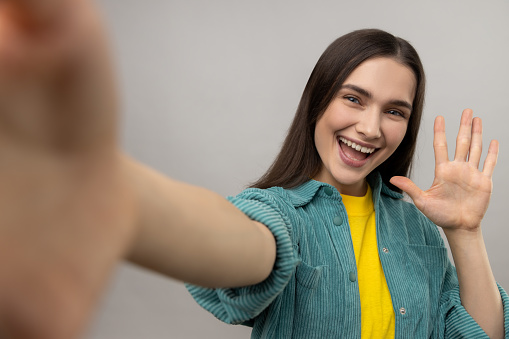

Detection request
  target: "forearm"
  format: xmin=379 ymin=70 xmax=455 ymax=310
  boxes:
xmin=444 ymin=228 xmax=505 ymax=339
xmin=122 ymin=154 xmax=276 ymax=288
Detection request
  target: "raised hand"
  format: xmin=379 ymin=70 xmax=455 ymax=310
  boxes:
xmin=0 ymin=1 xmax=137 ymax=338
xmin=390 ymin=109 xmax=499 ymax=232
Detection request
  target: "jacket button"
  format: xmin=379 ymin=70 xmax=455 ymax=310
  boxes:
xmin=399 ymin=307 xmax=406 ymax=315
xmin=333 ymin=216 xmax=343 ymax=226
xmin=382 ymin=247 xmax=389 ymax=253
xmin=349 ymin=271 xmax=357 ymax=282
xmin=324 ymin=187 xmax=334 ymax=196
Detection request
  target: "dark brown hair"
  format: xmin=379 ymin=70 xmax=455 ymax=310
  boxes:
xmin=250 ymin=29 xmax=425 ymax=193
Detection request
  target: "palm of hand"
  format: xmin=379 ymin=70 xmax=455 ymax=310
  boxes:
xmin=0 ymin=2 xmax=134 ymax=338
xmin=416 ymin=160 xmax=493 ymax=230
xmin=391 ymin=109 xmax=498 ymax=232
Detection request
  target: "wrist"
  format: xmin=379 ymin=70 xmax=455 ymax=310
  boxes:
xmin=443 ymin=226 xmax=482 ymax=240
xmin=443 ymin=226 xmax=485 ymax=255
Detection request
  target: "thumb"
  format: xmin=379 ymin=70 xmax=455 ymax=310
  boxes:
xmin=390 ymin=176 xmax=424 ymax=204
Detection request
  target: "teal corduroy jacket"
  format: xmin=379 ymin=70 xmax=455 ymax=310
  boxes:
xmin=186 ymin=173 xmax=509 ymax=338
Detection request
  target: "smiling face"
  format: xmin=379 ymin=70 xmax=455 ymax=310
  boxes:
xmin=314 ymin=57 xmax=417 ymax=196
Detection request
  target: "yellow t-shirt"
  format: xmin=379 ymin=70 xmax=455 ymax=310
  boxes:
xmin=341 ymin=185 xmax=395 ymax=338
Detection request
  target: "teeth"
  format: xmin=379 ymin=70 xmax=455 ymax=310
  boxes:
xmin=339 ymin=137 xmax=375 ymax=154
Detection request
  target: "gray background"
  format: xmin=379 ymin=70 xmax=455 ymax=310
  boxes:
xmin=87 ymin=0 xmax=509 ymax=338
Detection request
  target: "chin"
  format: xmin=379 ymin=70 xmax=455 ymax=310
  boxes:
xmin=331 ymin=171 xmax=368 ymax=189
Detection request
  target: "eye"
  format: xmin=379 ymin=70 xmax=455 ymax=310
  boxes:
xmin=386 ymin=109 xmax=405 ymax=118
xmin=345 ymin=96 xmax=360 ymax=104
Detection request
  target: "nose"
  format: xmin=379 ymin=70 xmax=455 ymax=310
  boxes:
xmin=355 ymin=108 xmax=382 ymax=139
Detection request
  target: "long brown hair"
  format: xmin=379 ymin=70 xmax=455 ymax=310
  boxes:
xmin=250 ymin=29 xmax=425 ymax=193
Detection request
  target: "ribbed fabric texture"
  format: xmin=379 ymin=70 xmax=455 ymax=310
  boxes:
xmin=186 ymin=172 xmax=509 ymax=338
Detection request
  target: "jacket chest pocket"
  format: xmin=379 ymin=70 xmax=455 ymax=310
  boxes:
xmin=293 ymin=261 xmax=335 ymax=337
xmin=295 ymin=261 xmax=327 ymax=289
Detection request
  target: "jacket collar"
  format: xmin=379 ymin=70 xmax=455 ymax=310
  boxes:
xmin=286 ymin=172 xmax=403 ymax=207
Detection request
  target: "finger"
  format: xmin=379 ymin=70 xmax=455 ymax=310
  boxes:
xmin=467 ymin=117 xmax=483 ymax=168
xmin=482 ymin=139 xmax=499 ymax=177
xmin=390 ymin=176 xmax=424 ymax=205
xmin=454 ymin=108 xmax=473 ymax=162
xmin=433 ymin=116 xmax=449 ymax=166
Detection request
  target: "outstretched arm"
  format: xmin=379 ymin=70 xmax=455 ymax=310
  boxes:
xmin=124 ymin=155 xmax=276 ymax=289
xmin=391 ymin=109 xmax=504 ymax=339
xmin=0 ymin=0 xmax=276 ymax=338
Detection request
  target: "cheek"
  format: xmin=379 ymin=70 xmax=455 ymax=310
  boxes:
xmin=384 ymin=122 xmax=408 ymax=151
xmin=314 ymin=114 xmax=335 ymax=146
xmin=313 ymin=122 xmax=326 ymax=159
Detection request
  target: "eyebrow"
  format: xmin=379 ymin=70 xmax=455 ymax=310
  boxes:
xmin=341 ymin=84 xmax=413 ymax=112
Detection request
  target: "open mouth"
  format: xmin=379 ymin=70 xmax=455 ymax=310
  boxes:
xmin=338 ymin=137 xmax=377 ymax=162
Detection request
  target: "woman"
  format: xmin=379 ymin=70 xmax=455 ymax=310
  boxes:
xmin=0 ymin=1 xmax=506 ymax=338
xmin=183 ymin=30 xmax=508 ymax=338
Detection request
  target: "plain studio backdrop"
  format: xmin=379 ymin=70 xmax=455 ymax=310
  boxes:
xmin=87 ymin=1 xmax=509 ymax=338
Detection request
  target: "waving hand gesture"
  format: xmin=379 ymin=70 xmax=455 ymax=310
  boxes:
xmin=390 ymin=109 xmax=498 ymax=232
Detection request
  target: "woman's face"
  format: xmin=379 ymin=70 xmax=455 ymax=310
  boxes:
xmin=314 ymin=57 xmax=417 ymax=196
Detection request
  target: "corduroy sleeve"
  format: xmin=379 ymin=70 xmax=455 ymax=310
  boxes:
xmin=437 ymin=262 xmax=509 ymax=338
xmin=185 ymin=188 xmax=298 ymax=325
